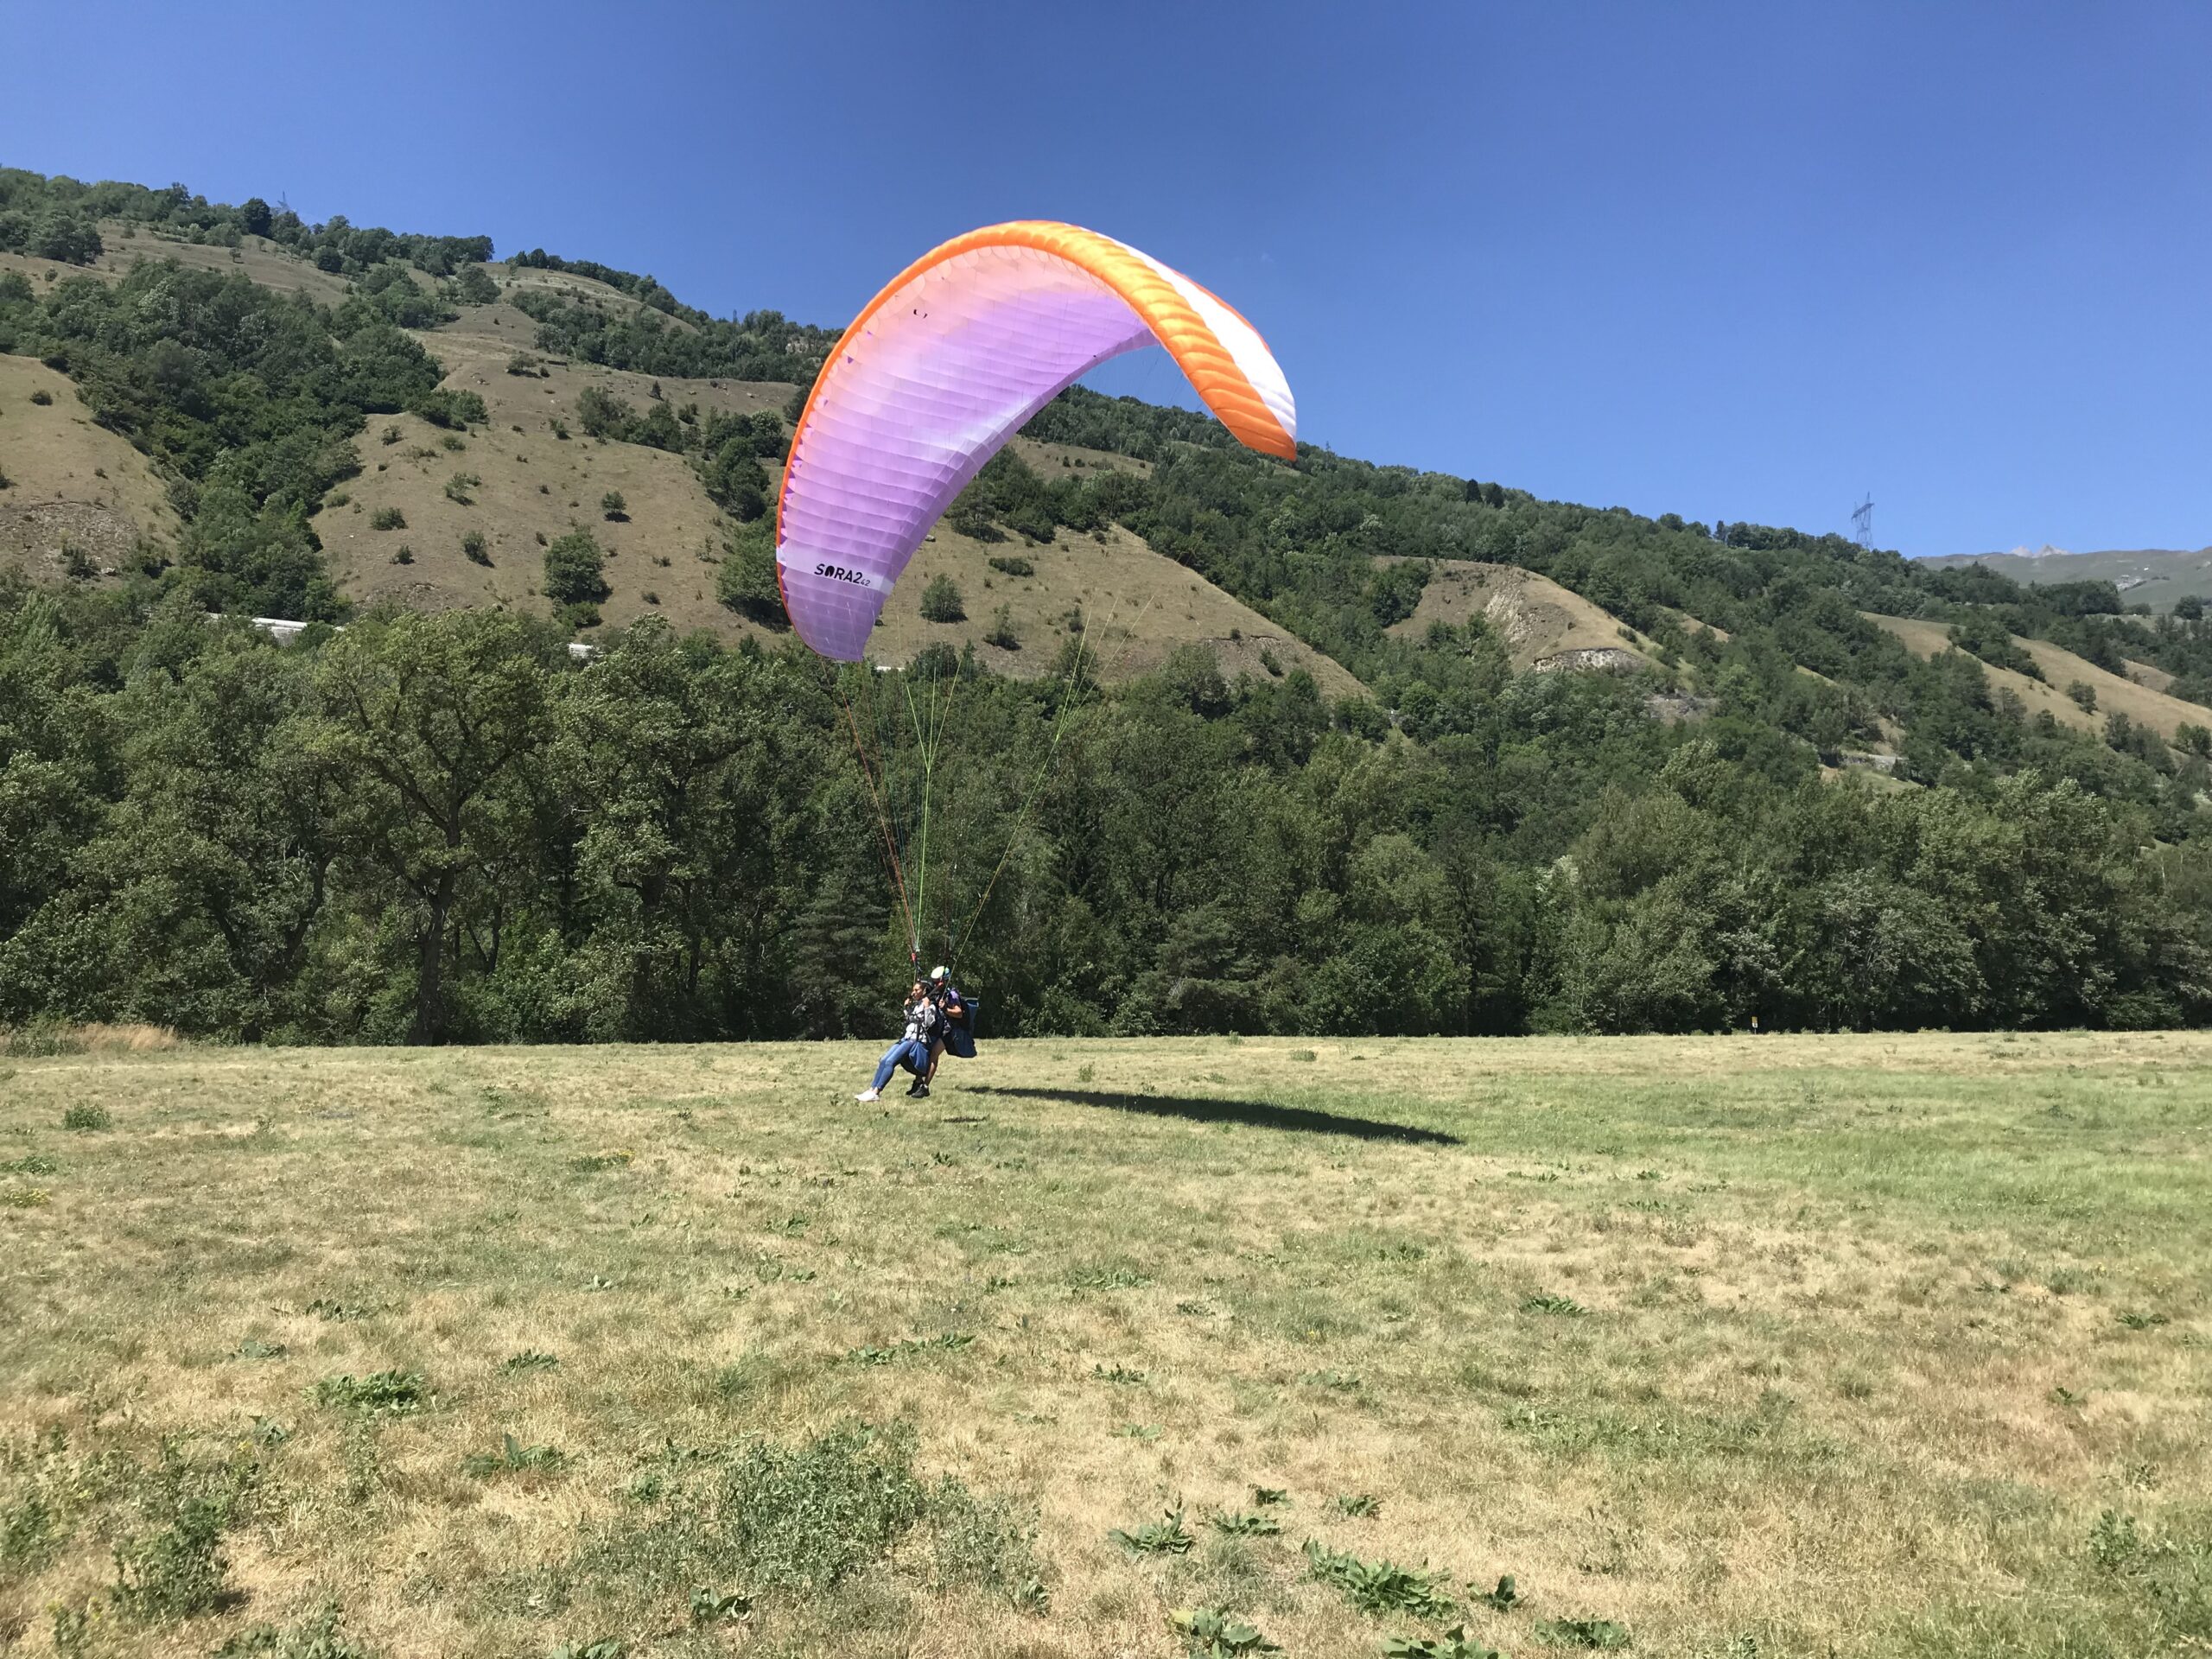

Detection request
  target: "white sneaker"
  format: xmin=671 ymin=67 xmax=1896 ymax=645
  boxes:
xmin=855 ymin=1089 xmax=880 ymax=1103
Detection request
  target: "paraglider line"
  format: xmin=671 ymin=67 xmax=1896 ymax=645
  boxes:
xmin=837 ymin=674 xmax=918 ymax=957
xmin=901 ymin=646 xmax=966 ymax=963
xmin=950 ymin=594 xmax=1138 ymax=969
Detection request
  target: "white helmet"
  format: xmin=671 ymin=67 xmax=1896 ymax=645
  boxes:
xmin=929 ymin=965 xmax=948 ymax=982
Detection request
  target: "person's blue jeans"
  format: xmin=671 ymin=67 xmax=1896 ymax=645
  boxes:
xmin=870 ymin=1038 xmax=928 ymax=1092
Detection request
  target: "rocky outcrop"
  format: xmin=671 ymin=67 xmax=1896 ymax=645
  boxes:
xmin=1532 ymin=646 xmax=1641 ymax=674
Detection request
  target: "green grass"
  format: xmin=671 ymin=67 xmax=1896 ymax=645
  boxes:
xmin=1 ymin=1031 xmax=2208 ymax=1656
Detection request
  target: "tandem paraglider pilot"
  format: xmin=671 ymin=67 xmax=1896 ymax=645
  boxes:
xmin=855 ymin=970 xmax=980 ymax=1103
xmin=924 ymin=964 xmax=975 ymax=1089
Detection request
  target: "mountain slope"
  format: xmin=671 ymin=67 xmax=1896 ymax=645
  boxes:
xmin=5 ymin=163 xmax=2211 ymax=833
xmin=0 ymin=234 xmax=1383 ymax=686
xmin=1863 ymin=613 xmax=2208 ymax=740
xmin=313 ymin=283 xmax=1369 ymax=688
xmin=312 ymin=295 xmax=785 ymax=639
xmin=1924 ymin=544 xmax=2212 ymax=611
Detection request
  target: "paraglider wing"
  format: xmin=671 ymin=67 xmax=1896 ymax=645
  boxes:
xmin=776 ymin=221 xmax=1297 ymax=661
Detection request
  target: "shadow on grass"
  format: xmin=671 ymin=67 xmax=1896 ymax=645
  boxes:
xmin=963 ymin=1085 xmax=1461 ymax=1146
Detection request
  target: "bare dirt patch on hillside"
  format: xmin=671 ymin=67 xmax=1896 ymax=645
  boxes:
xmin=1383 ymin=557 xmax=1658 ymax=670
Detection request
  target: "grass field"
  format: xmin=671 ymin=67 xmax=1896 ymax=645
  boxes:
xmin=2 ymin=1032 xmax=2208 ymax=1658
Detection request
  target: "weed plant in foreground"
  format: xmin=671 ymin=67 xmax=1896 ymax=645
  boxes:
xmin=0 ymin=1030 xmax=2208 ymax=1656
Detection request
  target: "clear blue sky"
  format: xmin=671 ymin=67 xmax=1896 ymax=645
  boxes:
xmin=6 ymin=0 xmax=2208 ymax=557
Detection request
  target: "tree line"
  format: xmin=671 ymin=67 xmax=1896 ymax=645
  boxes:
xmin=3 ymin=584 xmax=2206 ymax=1046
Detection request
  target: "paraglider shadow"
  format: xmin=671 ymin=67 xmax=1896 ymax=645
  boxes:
xmin=962 ymin=1086 xmax=1461 ymax=1147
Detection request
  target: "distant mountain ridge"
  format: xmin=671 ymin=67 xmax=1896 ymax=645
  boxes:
xmin=1923 ymin=543 xmax=2212 ymax=609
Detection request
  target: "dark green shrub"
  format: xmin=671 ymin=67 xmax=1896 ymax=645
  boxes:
xmin=213 ymin=1603 xmax=373 ymax=1656
xmin=450 ymin=264 xmax=499 ymax=305
xmin=1947 ymin=617 xmax=2044 ymax=680
xmin=700 ymin=450 xmax=770 ymax=520
xmin=919 ymin=575 xmax=965 ymax=623
xmin=29 ymin=211 xmax=102 ymax=264
xmin=112 ymin=1496 xmax=228 ymax=1623
xmin=313 ymin=1370 xmax=429 ymax=1415
xmin=411 ymin=389 xmax=486 ymax=429
xmin=575 ymin=386 xmax=632 ymax=440
xmin=544 ymin=530 xmax=609 ymax=606
xmin=716 ymin=521 xmax=785 ymax=627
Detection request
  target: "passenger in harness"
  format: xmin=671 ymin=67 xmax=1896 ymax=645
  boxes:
xmin=855 ymin=982 xmax=938 ymax=1103
xmin=921 ymin=965 xmax=976 ymax=1093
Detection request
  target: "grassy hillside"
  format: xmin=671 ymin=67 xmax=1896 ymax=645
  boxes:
xmin=1866 ymin=613 xmax=2211 ymax=741
xmin=0 ymin=175 xmax=1822 ymax=707
xmin=3 ymin=1033 xmax=2206 ymax=1657
xmin=310 ymin=289 xmax=785 ymax=641
xmin=0 ymin=355 xmax=176 ymax=579
xmin=0 ymin=226 xmax=1389 ymax=687
xmin=870 ymin=519 xmax=1364 ymax=696
xmin=0 ymin=219 xmax=354 ymax=305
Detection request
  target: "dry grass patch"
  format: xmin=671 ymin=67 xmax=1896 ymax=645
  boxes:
xmin=0 ymin=356 xmax=178 ymax=582
xmin=2 ymin=1021 xmax=179 ymax=1057
xmin=1 ymin=1033 xmax=2207 ymax=1656
xmin=868 ymin=520 xmax=1363 ymax=696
